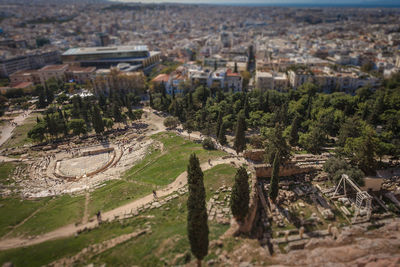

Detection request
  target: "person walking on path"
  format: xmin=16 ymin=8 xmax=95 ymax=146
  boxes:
xmin=153 ymin=190 xmax=158 ymax=199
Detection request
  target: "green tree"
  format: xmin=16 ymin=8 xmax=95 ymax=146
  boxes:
xmin=263 ymin=123 xmax=291 ymax=164
xmin=183 ymin=118 xmax=196 ymax=140
xmin=289 ymin=115 xmax=300 ymax=146
xmin=323 ymin=156 xmax=364 ymax=186
xmin=187 ymin=153 xmax=209 ymax=267
xmin=102 ymin=118 xmax=114 ymax=131
xmin=230 ymin=166 xmax=250 ymax=223
xmin=164 ymin=116 xmax=180 ymax=129
xmin=217 ymin=122 xmax=227 ymax=146
xmin=338 ymin=116 xmax=362 ymax=146
xmin=202 ymin=137 xmax=215 ymax=150
xmin=45 ymin=86 xmax=54 ymax=104
xmin=269 ymin=151 xmax=280 ymax=202
xmin=37 ymin=86 xmax=47 ymax=108
xmin=299 ymin=123 xmax=326 ymax=154
xmin=215 ymin=110 xmax=223 ymax=137
xmin=112 ymin=102 xmax=124 ymax=123
xmin=92 ymin=105 xmax=104 ymax=134
xmin=28 ymin=121 xmax=47 ymax=142
xmin=69 ymin=119 xmax=87 ymax=136
xmin=344 ymin=124 xmax=379 ymax=175
xmin=234 ymin=110 xmax=246 ymax=154
xmin=45 ymin=114 xmax=58 ymax=139
xmin=149 ymin=91 xmax=154 ymax=108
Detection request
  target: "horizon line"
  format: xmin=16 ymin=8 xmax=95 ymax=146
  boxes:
xmin=107 ymin=1 xmax=400 ymax=8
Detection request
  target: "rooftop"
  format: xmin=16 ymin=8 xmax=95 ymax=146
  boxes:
xmin=152 ymin=74 xmax=170 ymax=83
xmin=62 ymin=45 xmax=149 ymax=56
xmin=67 ymin=66 xmax=96 ymax=73
xmin=13 ymin=82 xmax=33 ymax=88
xmin=39 ymin=64 xmax=69 ymax=72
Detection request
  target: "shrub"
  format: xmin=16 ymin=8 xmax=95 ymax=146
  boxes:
xmin=323 ymin=156 xmax=365 ymax=186
xmin=202 ymin=137 xmax=215 ymax=150
xmin=163 ymin=116 xmax=179 ymax=129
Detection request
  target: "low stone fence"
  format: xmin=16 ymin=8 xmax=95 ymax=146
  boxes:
xmin=243 ymin=149 xmax=265 ymax=162
xmin=82 ymin=147 xmax=114 ymax=156
xmin=254 ymin=163 xmax=315 ymax=178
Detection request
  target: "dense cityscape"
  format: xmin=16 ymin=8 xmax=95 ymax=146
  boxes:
xmin=0 ymin=0 xmax=400 ymax=266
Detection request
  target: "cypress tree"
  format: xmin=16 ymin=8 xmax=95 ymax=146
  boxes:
xmin=38 ymin=90 xmax=47 ymax=108
xmin=289 ymin=115 xmax=300 ymax=146
xmin=92 ymin=105 xmax=104 ymax=134
xmin=264 ymin=91 xmax=270 ymax=113
xmin=58 ymin=108 xmax=68 ymax=136
xmin=218 ymin=122 xmax=227 ymax=145
xmin=188 ymin=91 xmax=193 ymax=111
xmin=269 ymin=151 xmax=280 ymax=202
xmin=149 ymin=92 xmax=154 ymax=108
xmin=234 ymin=61 xmax=238 ymax=73
xmin=234 ymin=110 xmax=246 ymax=154
xmin=187 ymin=153 xmax=209 ymax=267
xmin=243 ymin=94 xmax=249 ymax=118
xmin=162 ymin=84 xmax=167 ymax=99
xmin=216 ymin=110 xmax=223 ymax=138
xmin=112 ymin=102 xmax=123 ymax=123
xmin=230 ymin=166 xmax=250 ymax=223
xmin=45 ymin=87 xmax=54 ymax=105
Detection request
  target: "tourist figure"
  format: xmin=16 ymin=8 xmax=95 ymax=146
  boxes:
xmin=96 ymin=211 xmax=102 ymax=224
xmin=208 ymin=159 xmax=211 ymax=166
xmin=153 ymin=190 xmax=158 ymax=199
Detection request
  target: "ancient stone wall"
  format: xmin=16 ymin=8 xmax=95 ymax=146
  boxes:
xmin=243 ymin=149 xmax=265 ymax=162
xmin=254 ymin=163 xmax=314 ymax=178
xmin=82 ymin=147 xmax=114 ymax=156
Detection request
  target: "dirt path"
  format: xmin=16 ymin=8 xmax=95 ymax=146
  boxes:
xmin=0 ymin=110 xmax=33 ymax=148
xmin=47 ymin=228 xmax=149 ymax=266
xmin=0 ymin=157 xmax=245 ymax=251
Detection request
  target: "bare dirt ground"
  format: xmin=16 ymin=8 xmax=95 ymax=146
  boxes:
xmin=0 ymin=110 xmax=32 ymax=148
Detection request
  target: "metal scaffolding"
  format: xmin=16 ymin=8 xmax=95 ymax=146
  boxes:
xmin=333 ymin=174 xmax=372 ymax=222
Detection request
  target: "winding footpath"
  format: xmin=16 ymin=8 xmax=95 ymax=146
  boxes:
xmin=0 ymin=157 xmax=245 ymax=251
xmin=0 ymin=108 xmax=245 ymax=250
xmin=0 ymin=110 xmax=32 ymax=148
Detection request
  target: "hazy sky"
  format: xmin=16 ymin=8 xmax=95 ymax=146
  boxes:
xmin=111 ymin=0 xmax=400 ymax=5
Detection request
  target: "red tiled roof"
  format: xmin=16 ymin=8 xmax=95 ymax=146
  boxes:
xmin=226 ymin=69 xmax=240 ymax=77
xmin=13 ymin=82 xmax=33 ymax=89
xmin=152 ymin=74 xmax=170 ymax=83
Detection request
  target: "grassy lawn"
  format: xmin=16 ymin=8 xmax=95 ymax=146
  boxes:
xmin=88 ymin=180 xmax=154 ymax=217
xmin=0 ymin=220 xmax=138 ymax=267
xmin=0 ymin=132 xmax=227 ymax=239
xmin=0 ymin=115 xmax=37 ymax=149
xmin=13 ymin=195 xmax=85 ymax=236
xmin=0 ymin=162 xmax=17 ymax=184
xmin=204 ymin=164 xmax=237 ymax=200
xmin=124 ymin=132 xmax=226 ymax=185
xmin=0 ymin=198 xmax=47 ymax=237
xmin=90 ymin=164 xmax=237 ymax=266
xmin=0 ymin=164 xmax=237 ymax=267
xmin=89 ymin=132 xmax=227 ymax=216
